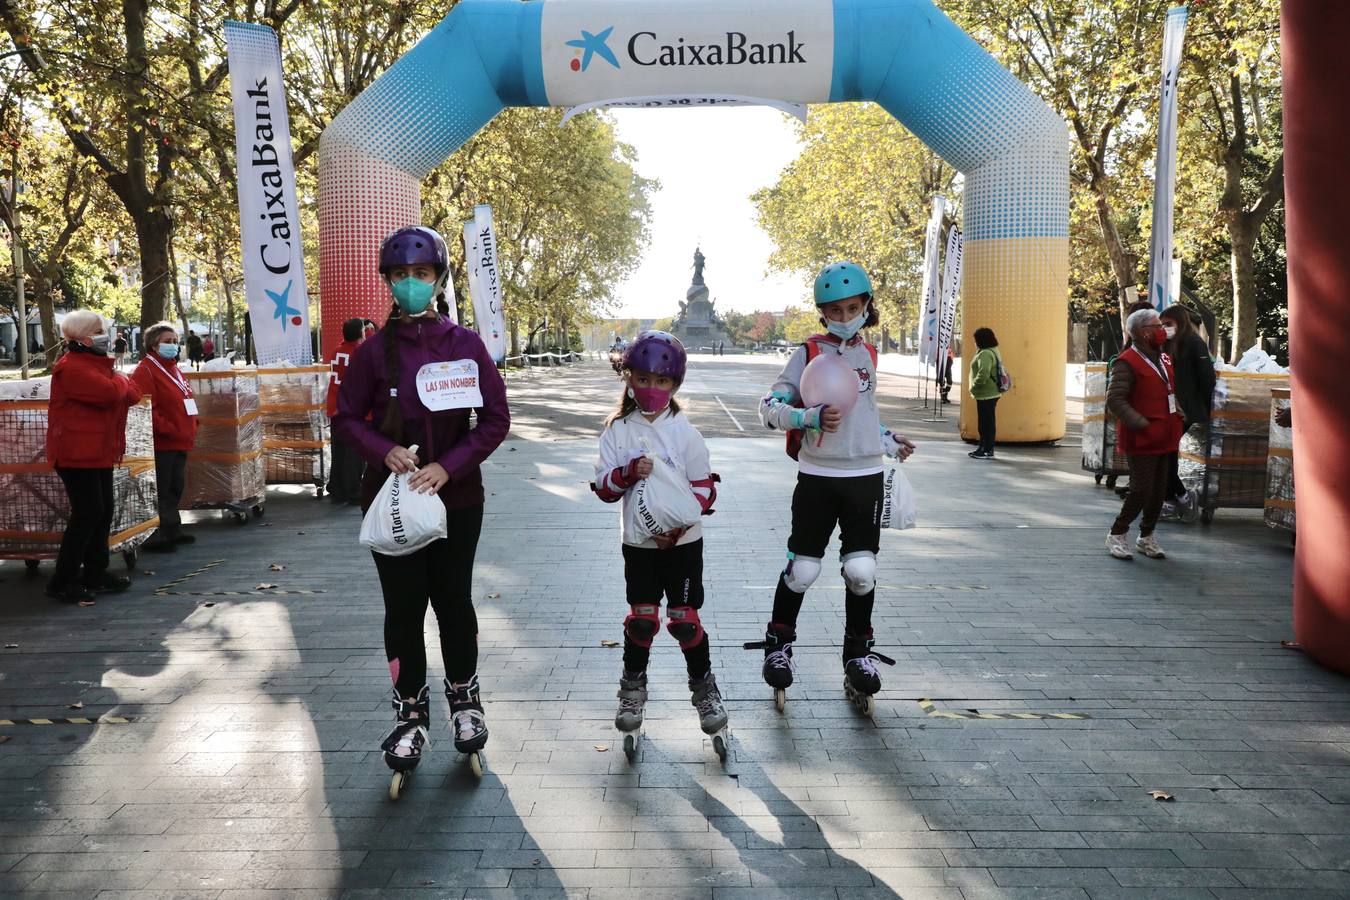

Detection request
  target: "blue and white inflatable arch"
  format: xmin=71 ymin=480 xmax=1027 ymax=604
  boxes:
xmin=319 ymin=0 xmax=1069 ymax=440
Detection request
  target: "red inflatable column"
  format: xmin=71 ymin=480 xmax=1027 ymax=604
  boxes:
xmin=1283 ymin=1 xmax=1350 ymax=674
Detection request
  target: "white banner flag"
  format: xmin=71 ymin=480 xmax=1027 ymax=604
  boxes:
xmin=917 ymin=196 xmax=945 ymax=365
xmin=225 ymin=21 xmax=312 ymax=365
xmin=463 ymin=205 xmax=507 ymax=364
xmin=936 ymin=225 xmax=962 ymax=361
xmin=1147 ymin=6 xmax=1188 ymax=310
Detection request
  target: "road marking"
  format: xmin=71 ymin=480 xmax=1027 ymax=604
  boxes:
xmin=0 ymin=716 xmax=133 ymax=726
xmin=917 ymin=699 xmax=1090 ymax=720
xmin=714 ymin=395 xmax=745 ymax=432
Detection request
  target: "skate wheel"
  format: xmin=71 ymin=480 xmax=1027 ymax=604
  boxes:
xmin=859 ymin=694 xmax=875 ymax=717
xmin=389 ymin=770 xmax=406 ymax=801
xmin=712 ymin=733 xmax=728 ymax=762
xmin=622 ymin=731 xmax=639 ymax=763
xmin=774 ymin=689 xmax=786 ymax=713
xmin=468 ymin=751 xmax=484 ymax=778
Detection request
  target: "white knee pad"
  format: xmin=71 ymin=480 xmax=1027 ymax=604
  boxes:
xmin=782 ymin=555 xmax=822 ymax=594
xmin=841 ymin=552 xmax=877 ymax=595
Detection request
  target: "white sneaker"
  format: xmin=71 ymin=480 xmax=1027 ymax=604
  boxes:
xmin=1106 ymin=533 xmax=1133 ymax=560
xmin=1136 ymin=535 xmax=1167 ymax=559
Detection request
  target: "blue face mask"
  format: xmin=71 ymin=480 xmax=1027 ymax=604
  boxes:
xmin=391 ymin=277 xmax=435 ymax=314
xmin=826 ymin=308 xmax=868 ymax=341
xmin=156 ymin=342 xmax=180 ymax=360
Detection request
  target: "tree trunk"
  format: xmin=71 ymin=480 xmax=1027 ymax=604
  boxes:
xmin=1229 ymin=215 xmax=1260 ymax=363
xmin=214 ymin=241 xmax=236 ymax=353
xmin=167 ymin=240 xmax=189 ymax=336
xmin=36 ymin=288 xmax=57 ymax=369
xmin=508 ymin=313 xmax=519 ymax=360
xmin=1093 ymin=190 xmax=1141 ymax=335
xmin=134 ymin=213 xmax=174 ymax=331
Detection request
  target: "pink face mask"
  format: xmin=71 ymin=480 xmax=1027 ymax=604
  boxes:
xmin=631 ymin=385 xmax=672 ymax=414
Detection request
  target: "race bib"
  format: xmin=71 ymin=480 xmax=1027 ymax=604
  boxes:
xmin=183 ymin=398 xmax=199 ymax=416
xmin=416 ymin=359 xmax=483 ymax=411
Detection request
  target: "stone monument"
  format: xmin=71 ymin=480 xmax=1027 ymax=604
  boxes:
xmin=670 ymin=247 xmax=731 ymax=350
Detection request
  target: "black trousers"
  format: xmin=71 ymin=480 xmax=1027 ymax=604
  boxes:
xmin=54 ymin=467 xmax=114 ymax=588
xmin=372 ymin=504 xmax=483 ymax=697
xmin=154 ymin=450 xmax=187 ymax=538
xmin=976 ymin=397 xmax=999 ymax=453
xmin=773 ymin=472 xmax=883 ymax=637
xmin=621 ymin=539 xmax=711 ymax=679
xmin=327 ymin=433 xmax=365 ymax=502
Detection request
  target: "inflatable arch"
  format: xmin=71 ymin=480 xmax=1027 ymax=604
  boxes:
xmin=318 ymin=0 xmax=1070 ymax=441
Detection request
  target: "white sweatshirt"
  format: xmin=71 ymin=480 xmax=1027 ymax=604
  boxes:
xmin=594 ymin=408 xmax=713 ymax=548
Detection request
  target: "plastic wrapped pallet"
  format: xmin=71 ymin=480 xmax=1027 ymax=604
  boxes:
xmin=182 ymin=369 xmax=264 ymax=507
xmin=1265 ymin=388 xmax=1294 ymax=532
xmin=0 ymin=378 xmax=159 ymax=560
xmin=1179 ymin=370 xmax=1289 ymax=508
xmin=258 ymin=365 xmax=329 ymax=487
xmin=1081 ymin=362 xmax=1129 ymax=477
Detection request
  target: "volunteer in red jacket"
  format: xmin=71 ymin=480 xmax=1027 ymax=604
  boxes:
xmin=325 ymin=317 xmax=367 ymax=505
xmin=1105 ymin=307 xmax=1185 ymax=560
xmin=333 ymin=226 xmax=510 ymax=780
xmin=45 ymin=310 xmax=144 ymax=602
xmin=130 ymin=322 xmax=199 ymax=553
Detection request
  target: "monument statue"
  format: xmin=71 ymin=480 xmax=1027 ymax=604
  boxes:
xmin=669 ymin=246 xmax=731 ymax=350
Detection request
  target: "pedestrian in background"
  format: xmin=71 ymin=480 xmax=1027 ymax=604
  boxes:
xmin=131 ymin=322 xmax=199 ymax=553
xmin=967 ymin=327 xmax=1002 ymax=459
xmin=186 ymin=330 xmax=203 ymax=368
xmin=44 ymin=310 xmax=144 ymax=602
xmin=201 ymin=335 xmax=215 ymax=362
xmin=326 ymin=317 xmax=367 ymax=505
xmin=113 ymin=331 xmax=128 ymax=368
xmin=1159 ymin=305 xmax=1216 ymax=521
xmin=1106 ymin=308 xmax=1185 ymax=560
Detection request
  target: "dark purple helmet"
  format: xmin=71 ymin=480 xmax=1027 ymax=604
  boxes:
xmin=621 ymin=331 xmax=687 ymax=383
xmin=378 ymin=226 xmax=448 ymax=275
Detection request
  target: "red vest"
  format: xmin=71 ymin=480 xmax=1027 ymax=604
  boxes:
xmin=1118 ymin=346 xmax=1184 ymax=456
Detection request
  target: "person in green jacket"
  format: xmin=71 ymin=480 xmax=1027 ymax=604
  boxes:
xmin=968 ymin=327 xmax=1003 ymax=459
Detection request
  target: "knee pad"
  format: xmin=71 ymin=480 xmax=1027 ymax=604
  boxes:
xmin=782 ymin=555 xmax=822 ymax=594
xmin=665 ymin=605 xmax=705 ymax=650
xmin=840 ymin=552 xmax=877 ymax=595
xmin=623 ymin=603 xmax=661 ymax=648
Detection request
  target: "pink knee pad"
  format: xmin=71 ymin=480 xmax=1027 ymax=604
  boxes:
xmin=623 ymin=603 xmax=662 ymax=648
xmin=666 ymin=605 xmax=705 ymax=650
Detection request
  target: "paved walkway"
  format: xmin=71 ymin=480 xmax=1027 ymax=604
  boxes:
xmin=1 ymin=358 xmax=1345 ymax=900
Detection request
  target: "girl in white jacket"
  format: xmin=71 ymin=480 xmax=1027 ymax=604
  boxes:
xmin=591 ymin=332 xmax=727 ymax=755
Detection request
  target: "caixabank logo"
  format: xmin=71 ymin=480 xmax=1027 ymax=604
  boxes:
xmin=565 ymin=25 xmax=808 ymax=72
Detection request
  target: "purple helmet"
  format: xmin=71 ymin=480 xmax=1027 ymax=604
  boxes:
xmin=378 ymin=226 xmax=448 ymax=275
xmin=621 ymin=331 xmax=687 ymax=383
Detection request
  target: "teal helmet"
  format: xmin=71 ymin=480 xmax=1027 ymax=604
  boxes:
xmin=813 ymin=261 xmax=873 ymax=306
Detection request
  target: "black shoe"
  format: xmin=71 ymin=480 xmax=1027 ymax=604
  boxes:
xmin=172 ymin=533 xmax=196 ymax=545
xmin=46 ymin=582 xmax=95 ymax=603
xmin=969 ymin=450 xmax=991 ymax=459
xmin=84 ymin=573 xmax=131 ymax=594
xmin=144 ymin=538 xmax=177 ymax=553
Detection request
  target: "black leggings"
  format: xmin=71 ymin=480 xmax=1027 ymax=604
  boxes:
xmin=372 ymin=504 xmax=483 ymax=696
xmin=621 ymin=539 xmax=711 ymax=680
xmin=154 ymin=450 xmax=187 ymax=538
xmin=976 ymin=397 xmax=999 ymax=453
xmin=54 ymin=467 xmax=114 ymax=588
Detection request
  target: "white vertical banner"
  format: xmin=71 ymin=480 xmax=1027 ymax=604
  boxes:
xmin=936 ymin=225 xmax=962 ymax=361
xmin=1147 ymin=6 xmax=1189 ymax=311
xmin=225 ymin=21 xmax=312 ymax=365
xmin=917 ymin=196 xmax=945 ymax=364
xmin=463 ymin=204 xmax=507 ymax=363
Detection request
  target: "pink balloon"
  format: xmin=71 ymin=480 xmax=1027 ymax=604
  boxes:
xmin=800 ymin=352 xmax=860 ymax=417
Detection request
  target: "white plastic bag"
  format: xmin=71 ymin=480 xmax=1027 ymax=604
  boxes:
xmin=880 ymin=463 xmax=917 ymax=530
xmin=625 ymin=439 xmax=703 ymax=541
xmin=358 ymin=444 xmax=448 ymax=556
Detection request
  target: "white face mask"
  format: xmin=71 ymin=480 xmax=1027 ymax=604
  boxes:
xmin=1163 ymin=325 xmax=1177 ymax=340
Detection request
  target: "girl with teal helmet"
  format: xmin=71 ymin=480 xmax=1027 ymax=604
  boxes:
xmin=750 ymin=260 xmax=915 ymax=717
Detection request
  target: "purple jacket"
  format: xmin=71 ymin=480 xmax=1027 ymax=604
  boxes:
xmin=334 ymin=315 xmax=510 ymax=510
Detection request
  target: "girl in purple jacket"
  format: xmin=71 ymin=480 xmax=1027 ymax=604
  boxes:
xmin=333 ymin=226 xmax=510 ymax=788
